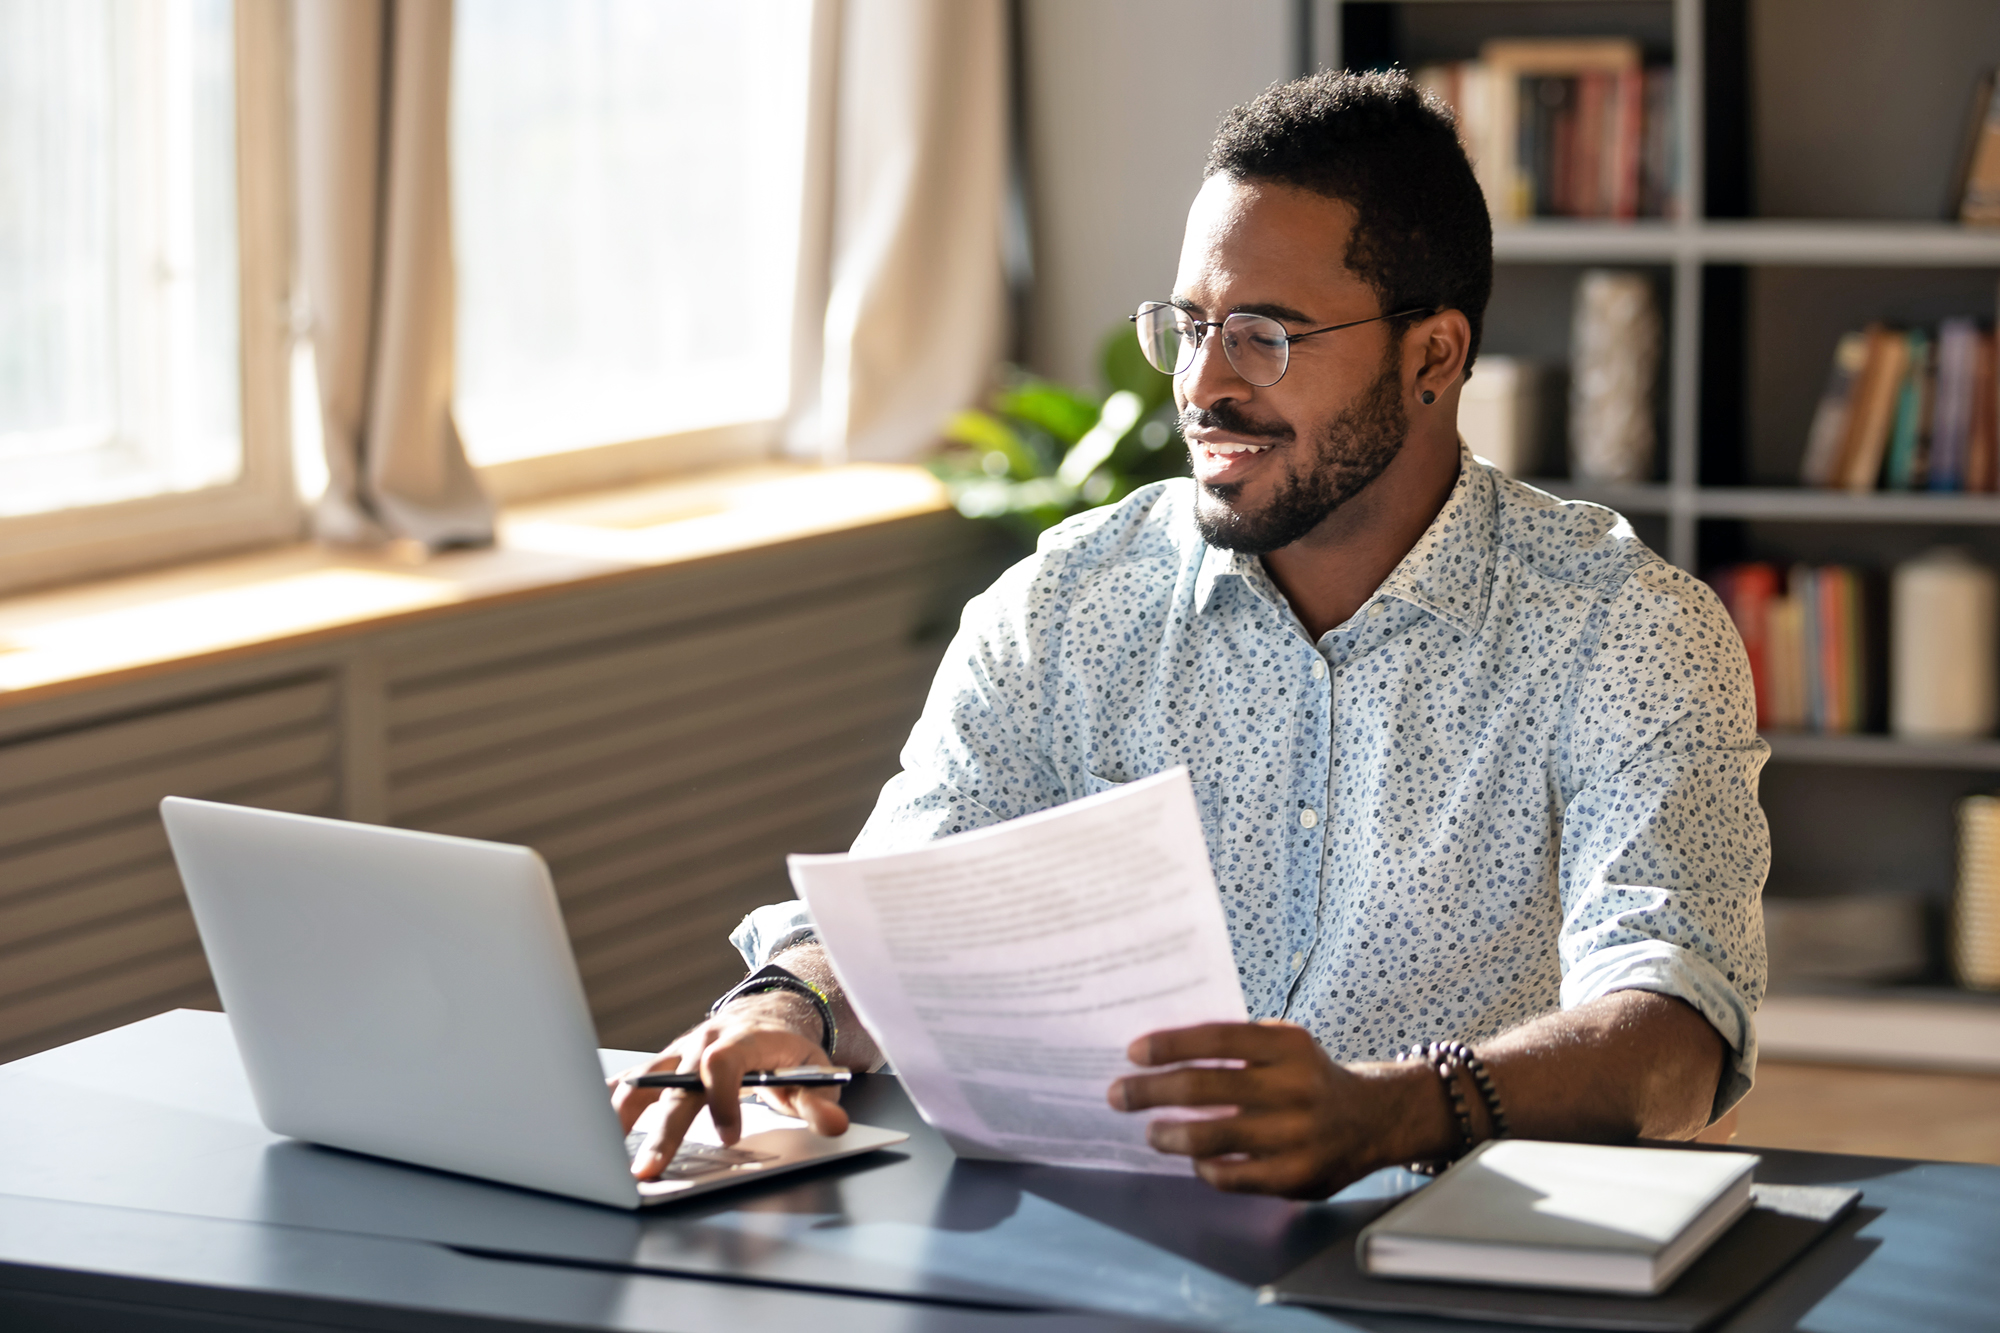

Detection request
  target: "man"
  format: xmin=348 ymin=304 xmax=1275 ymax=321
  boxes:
xmin=615 ymin=70 xmax=1769 ymax=1199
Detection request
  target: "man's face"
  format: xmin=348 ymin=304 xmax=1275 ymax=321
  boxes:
xmin=1172 ymin=175 xmax=1409 ymax=553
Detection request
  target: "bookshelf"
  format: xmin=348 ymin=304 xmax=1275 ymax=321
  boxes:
xmin=1316 ymin=0 xmax=2000 ymax=983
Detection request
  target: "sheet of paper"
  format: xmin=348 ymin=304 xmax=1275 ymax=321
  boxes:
xmin=789 ymin=767 xmax=1247 ymax=1174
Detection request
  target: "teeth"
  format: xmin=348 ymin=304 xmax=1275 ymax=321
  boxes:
xmin=1205 ymin=442 xmax=1270 ymax=456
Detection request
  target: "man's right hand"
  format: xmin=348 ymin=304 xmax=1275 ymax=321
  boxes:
xmin=610 ymin=992 xmax=850 ymax=1181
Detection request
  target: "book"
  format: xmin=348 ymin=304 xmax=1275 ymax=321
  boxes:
xmin=1799 ymin=331 xmax=1869 ymax=487
xmin=1480 ymin=38 xmax=1643 ymax=221
xmin=1611 ymin=66 xmax=1644 ymax=219
xmin=1955 ymin=72 xmax=2000 ymax=225
xmin=1795 ymin=565 xmax=1824 ymax=730
xmin=1836 ymin=325 xmax=1909 ymax=492
xmin=1968 ymin=328 xmax=1999 ymax=492
xmin=1946 ymin=71 xmax=1996 ymax=219
xmin=1883 ymin=330 xmax=1930 ymax=490
xmin=1418 ymin=45 xmax=1671 ymax=222
xmin=1712 ymin=563 xmax=1778 ymax=727
xmin=1934 ymin=319 xmax=1979 ymax=490
xmin=1355 ymin=1140 xmax=1758 ymax=1296
xmin=1766 ymin=588 xmax=1807 ymax=730
xmin=1641 ymin=66 xmax=1678 ymax=218
xmin=1263 ymin=1181 xmax=1861 ymax=1332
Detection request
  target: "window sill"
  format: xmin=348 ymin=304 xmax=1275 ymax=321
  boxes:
xmin=0 ymin=462 xmax=950 ymax=709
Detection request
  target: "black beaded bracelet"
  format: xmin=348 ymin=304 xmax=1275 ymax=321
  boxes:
xmin=1402 ymin=1042 xmax=1473 ymax=1175
xmin=1435 ymin=1040 xmax=1511 ymax=1140
xmin=710 ymin=963 xmax=838 ymax=1057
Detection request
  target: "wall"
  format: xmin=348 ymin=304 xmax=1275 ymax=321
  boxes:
xmin=1020 ymin=0 xmax=1296 ymax=390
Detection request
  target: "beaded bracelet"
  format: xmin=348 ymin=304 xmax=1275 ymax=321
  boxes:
xmin=1401 ymin=1042 xmax=1472 ymax=1174
xmin=1433 ymin=1040 xmax=1512 ymax=1140
xmin=1401 ymin=1040 xmax=1511 ymax=1174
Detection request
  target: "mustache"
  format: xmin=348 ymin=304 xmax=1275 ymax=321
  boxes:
xmin=1179 ymin=401 xmax=1294 ymax=443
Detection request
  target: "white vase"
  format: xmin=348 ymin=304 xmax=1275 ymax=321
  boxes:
xmin=1568 ymin=270 xmax=1661 ymax=483
xmin=1892 ymin=549 xmax=1998 ymax=739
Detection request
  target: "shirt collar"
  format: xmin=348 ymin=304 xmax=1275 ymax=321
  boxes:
xmin=1193 ymin=440 xmax=1497 ymax=637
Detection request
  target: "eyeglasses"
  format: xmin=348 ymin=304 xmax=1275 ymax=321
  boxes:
xmin=1130 ymin=301 xmax=1436 ymax=387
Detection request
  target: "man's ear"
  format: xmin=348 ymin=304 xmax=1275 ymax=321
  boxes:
xmin=1408 ymin=310 xmax=1472 ymax=405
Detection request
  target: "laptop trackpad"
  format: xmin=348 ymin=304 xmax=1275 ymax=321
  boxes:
xmin=626 ymin=1097 xmax=907 ymax=1203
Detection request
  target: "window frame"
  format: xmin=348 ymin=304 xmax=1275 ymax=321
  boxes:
xmin=0 ymin=0 xmax=298 ymax=599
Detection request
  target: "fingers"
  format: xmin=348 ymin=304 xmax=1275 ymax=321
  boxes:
xmin=697 ymin=1042 xmax=751 ymax=1144
xmin=1109 ymin=1065 xmax=1256 ymax=1112
xmin=766 ymin=1084 xmax=850 ymax=1138
xmin=612 ymin=1050 xmax=686 ymax=1131
xmin=612 ymin=1000 xmax=844 ymax=1177
xmin=1126 ymin=1020 xmax=1314 ymax=1068
xmin=1143 ymin=1107 xmax=1308 ymax=1160
xmin=1192 ymin=1150 xmax=1328 ymax=1198
xmin=632 ymin=1090 xmax=708 ymax=1181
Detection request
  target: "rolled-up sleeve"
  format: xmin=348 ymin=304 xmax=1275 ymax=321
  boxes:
xmin=1556 ymin=563 xmax=1771 ymax=1118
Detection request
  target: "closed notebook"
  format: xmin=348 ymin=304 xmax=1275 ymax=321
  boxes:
xmin=1357 ymin=1140 xmax=1758 ymax=1296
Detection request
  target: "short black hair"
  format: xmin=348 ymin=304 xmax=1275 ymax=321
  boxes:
xmin=1205 ymin=69 xmax=1492 ymax=375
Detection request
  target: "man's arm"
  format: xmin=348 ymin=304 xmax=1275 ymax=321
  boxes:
xmin=1111 ymin=988 xmax=1723 ymax=1198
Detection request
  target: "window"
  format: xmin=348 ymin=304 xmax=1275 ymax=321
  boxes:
xmin=0 ymin=0 xmax=293 ymax=595
xmin=451 ymin=0 xmax=815 ymax=494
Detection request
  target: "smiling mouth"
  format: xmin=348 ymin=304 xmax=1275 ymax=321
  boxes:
xmin=1200 ymin=441 xmax=1273 ymax=456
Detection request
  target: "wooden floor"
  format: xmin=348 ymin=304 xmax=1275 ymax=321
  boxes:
xmin=1732 ymin=1060 xmax=2000 ymax=1164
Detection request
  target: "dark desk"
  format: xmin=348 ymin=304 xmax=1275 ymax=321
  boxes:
xmin=2 ymin=1010 xmax=1996 ymax=1332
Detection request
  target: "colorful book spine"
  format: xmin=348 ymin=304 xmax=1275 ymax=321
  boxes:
xmin=1883 ymin=330 xmax=1929 ymax=491
xmin=1414 ymin=48 xmax=1673 ymax=221
xmin=1801 ymin=318 xmax=1998 ymax=494
xmin=1713 ymin=562 xmax=1869 ymax=735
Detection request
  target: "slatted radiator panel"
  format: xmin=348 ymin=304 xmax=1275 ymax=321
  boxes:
xmin=0 ymin=677 xmax=339 ymax=1061
xmin=381 ymin=514 xmax=990 ymax=1051
xmin=0 ymin=510 xmax=1001 ymax=1063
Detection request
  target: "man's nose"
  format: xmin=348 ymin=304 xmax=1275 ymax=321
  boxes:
xmin=1178 ymin=324 xmax=1253 ymax=412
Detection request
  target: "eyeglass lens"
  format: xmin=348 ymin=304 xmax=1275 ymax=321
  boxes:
xmin=1133 ymin=303 xmax=1291 ymax=388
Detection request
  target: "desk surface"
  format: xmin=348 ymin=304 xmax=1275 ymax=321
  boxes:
xmin=4 ymin=1010 xmax=1998 ymax=1333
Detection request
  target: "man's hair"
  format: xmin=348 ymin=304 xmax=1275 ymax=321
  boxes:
xmin=1205 ymin=69 xmax=1492 ymax=375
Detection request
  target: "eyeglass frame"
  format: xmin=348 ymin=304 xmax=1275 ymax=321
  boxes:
xmin=1129 ymin=301 xmax=1438 ymax=387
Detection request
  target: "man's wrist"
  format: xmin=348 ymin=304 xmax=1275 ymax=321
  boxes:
xmin=717 ymin=990 xmax=827 ymax=1050
xmin=1358 ymin=1060 xmax=1463 ymax=1172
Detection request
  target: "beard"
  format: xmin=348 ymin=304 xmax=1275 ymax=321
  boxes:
xmin=1189 ymin=351 xmax=1409 ymax=555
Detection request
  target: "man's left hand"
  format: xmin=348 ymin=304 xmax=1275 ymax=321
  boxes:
xmin=1108 ymin=1020 xmax=1420 ymax=1199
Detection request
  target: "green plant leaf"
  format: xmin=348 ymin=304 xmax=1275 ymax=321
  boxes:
xmin=1056 ymin=390 xmax=1146 ymax=488
xmin=942 ymin=409 xmax=1040 ymax=479
xmin=996 ymin=379 xmax=1101 ymax=446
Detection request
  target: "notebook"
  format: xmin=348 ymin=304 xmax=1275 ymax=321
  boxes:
xmin=1262 ymin=1178 xmax=1861 ymax=1332
xmin=1356 ymin=1140 xmax=1757 ymax=1295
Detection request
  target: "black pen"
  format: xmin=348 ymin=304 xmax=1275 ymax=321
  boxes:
xmin=623 ymin=1066 xmax=852 ymax=1090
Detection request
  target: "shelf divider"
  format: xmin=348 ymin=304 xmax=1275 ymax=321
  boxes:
xmin=1761 ymin=731 xmax=2000 ymax=770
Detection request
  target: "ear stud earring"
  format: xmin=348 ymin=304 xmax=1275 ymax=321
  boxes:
xmin=1420 ymin=389 xmax=1436 ymax=406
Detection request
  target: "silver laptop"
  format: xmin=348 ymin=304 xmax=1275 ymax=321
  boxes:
xmin=159 ymin=797 xmax=905 ymax=1209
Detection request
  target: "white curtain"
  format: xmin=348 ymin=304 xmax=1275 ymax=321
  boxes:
xmin=789 ymin=0 xmax=1010 ymax=465
xmin=296 ymin=0 xmax=1003 ymax=524
xmin=295 ymin=0 xmax=493 ymax=548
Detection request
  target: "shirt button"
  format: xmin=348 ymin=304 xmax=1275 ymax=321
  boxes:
xmin=1368 ymin=601 xmax=1385 ymax=617
xmin=1291 ymin=950 xmax=1306 ymax=972
xmin=1310 ymin=657 xmax=1326 ymax=680
xmin=1299 ymin=808 xmax=1319 ymax=828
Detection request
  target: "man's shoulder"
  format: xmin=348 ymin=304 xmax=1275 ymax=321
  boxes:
xmin=1485 ymin=465 xmax=1665 ymax=599
xmin=1481 ymin=465 xmax=1738 ymax=664
xmin=961 ymin=480 xmax=1201 ymax=636
xmin=1033 ymin=478 xmax=1201 ymax=573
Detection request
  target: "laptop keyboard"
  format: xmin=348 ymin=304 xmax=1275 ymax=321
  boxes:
xmin=625 ymin=1130 xmax=778 ymax=1181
